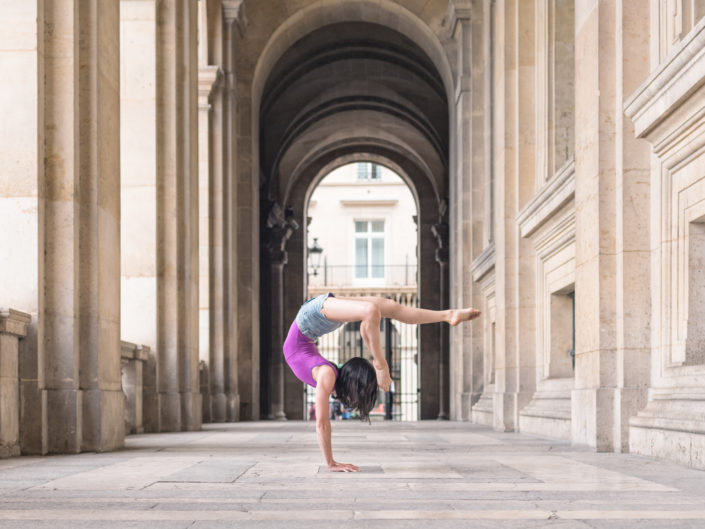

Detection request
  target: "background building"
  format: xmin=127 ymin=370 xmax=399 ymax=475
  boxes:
xmin=305 ymin=162 xmax=419 ymax=421
xmin=0 ymin=0 xmax=704 ymax=471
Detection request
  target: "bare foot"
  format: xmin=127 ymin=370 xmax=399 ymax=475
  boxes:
xmin=449 ymin=308 xmax=481 ymax=326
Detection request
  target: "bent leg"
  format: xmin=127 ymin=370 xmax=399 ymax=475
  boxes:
xmin=321 ymin=297 xmax=391 ymax=390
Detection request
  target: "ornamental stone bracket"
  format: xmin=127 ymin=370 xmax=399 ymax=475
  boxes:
xmin=432 ymin=221 xmax=449 ymax=265
xmin=266 ymin=203 xmax=300 ymax=264
xmin=432 ymin=200 xmax=450 ymax=266
xmin=0 ymin=308 xmax=31 ymax=458
xmin=121 ymin=341 xmax=149 ymax=435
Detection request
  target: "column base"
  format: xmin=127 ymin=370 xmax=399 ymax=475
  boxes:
xmin=82 ymin=388 xmax=125 ymax=452
xmin=158 ymin=391 xmax=182 ymax=432
xmin=210 ymin=392 xmax=227 ymax=422
xmin=45 ymin=388 xmax=82 ymax=454
xmin=20 ymin=380 xmax=47 ymax=455
xmin=519 ymin=378 xmax=572 ymax=441
xmin=226 ymin=392 xmax=239 ymax=422
xmin=571 ymin=387 xmax=615 ymax=451
xmin=471 ymin=388 xmax=494 ymax=426
xmin=460 ymin=391 xmax=481 ymax=420
xmin=493 ymin=390 xmax=533 ymax=433
xmin=143 ymin=387 xmax=160 ymax=433
xmin=629 ymin=390 xmax=705 ymax=470
xmin=179 ymin=391 xmax=203 ymax=431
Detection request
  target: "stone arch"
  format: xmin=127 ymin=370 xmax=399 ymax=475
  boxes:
xmin=280 ymin=141 xmax=444 ymax=419
xmin=251 ymin=0 xmax=454 ymax=114
xmin=251 ymin=1 xmax=452 ymax=420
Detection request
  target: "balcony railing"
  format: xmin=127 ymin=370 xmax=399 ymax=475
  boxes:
xmin=308 ymin=264 xmax=418 ymax=289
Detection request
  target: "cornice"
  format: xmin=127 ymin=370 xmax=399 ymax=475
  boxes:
xmin=198 ymin=65 xmax=223 ymax=107
xmin=516 ymin=159 xmax=575 ymax=239
xmin=625 ymin=17 xmax=705 ymax=141
xmin=470 ymin=241 xmax=495 ymax=282
xmin=0 ymin=308 xmax=31 ymax=337
xmin=444 ymin=0 xmax=472 ymax=39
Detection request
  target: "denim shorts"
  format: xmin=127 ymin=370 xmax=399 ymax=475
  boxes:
xmin=295 ymin=292 xmax=344 ymax=340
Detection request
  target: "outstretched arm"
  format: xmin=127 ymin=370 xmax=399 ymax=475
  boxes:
xmin=315 ymin=366 xmax=359 ymax=472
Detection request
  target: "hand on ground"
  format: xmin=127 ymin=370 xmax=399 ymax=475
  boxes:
xmin=329 ymin=461 xmax=360 ymax=472
xmin=375 ymin=367 xmax=392 ymax=392
xmin=449 ymin=307 xmax=481 ymax=326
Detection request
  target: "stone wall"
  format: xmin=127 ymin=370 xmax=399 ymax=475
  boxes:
xmin=453 ymin=0 xmax=705 ymax=471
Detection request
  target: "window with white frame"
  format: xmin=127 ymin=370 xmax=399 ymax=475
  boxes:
xmin=357 ymin=162 xmax=381 ymax=180
xmin=354 ymin=220 xmax=385 ymax=280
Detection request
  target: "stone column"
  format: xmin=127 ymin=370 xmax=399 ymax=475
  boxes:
xmin=432 ymin=221 xmax=450 ymax=420
xmin=222 ymin=66 xmax=239 ymax=422
xmin=492 ymin=0 xmax=520 ymax=432
xmin=266 ymin=204 xmax=299 ymax=421
xmin=223 ymin=0 xmax=256 ymax=421
xmin=221 ymin=3 xmax=243 ymax=421
xmin=446 ymin=0 xmax=473 ymax=421
xmin=0 ymin=310 xmax=31 ymax=457
xmin=155 ymin=0 xmax=201 ymax=432
xmin=572 ymin=0 xmax=619 ymax=450
xmin=21 ymin=0 xmax=124 ymax=454
xmin=120 ymin=0 xmax=159 ymax=432
xmin=198 ymin=64 xmax=222 ymax=423
xmin=269 ymin=252 xmax=287 ymax=420
xmin=75 ymin=0 xmax=124 ymax=454
xmin=612 ymin=0 xmax=651 ymax=453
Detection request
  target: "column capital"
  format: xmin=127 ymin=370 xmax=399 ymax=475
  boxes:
xmin=198 ymin=65 xmax=223 ymax=109
xmin=223 ymin=0 xmax=247 ymax=38
xmin=0 ymin=308 xmax=31 ymax=338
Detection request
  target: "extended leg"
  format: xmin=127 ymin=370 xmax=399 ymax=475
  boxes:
xmin=352 ymin=296 xmax=480 ymax=326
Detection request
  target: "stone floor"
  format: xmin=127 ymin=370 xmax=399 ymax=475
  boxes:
xmin=0 ymin=421 xmax=704 ymax=528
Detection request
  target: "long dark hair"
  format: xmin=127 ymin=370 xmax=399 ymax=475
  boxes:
xmin=333 ymin=357 xmax=378 ymax=422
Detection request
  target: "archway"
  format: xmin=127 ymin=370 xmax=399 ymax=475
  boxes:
xmin=256 ymin=18 xmax=450 ymax=420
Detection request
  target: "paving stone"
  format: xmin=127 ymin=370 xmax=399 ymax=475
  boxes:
xmin=0 ymin=422 xmax=702 ymax=528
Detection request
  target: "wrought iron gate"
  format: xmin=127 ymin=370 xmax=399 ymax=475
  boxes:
xmin=304 ymin=296 xmax=419 ymax=421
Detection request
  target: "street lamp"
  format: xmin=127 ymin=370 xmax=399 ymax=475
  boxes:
xmin=308 ymin=237 xmax=323 ymax=276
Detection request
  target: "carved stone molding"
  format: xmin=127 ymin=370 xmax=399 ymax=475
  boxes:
xmin=516 ymin=159 xmax=575 ymax=239
xmin=470 ymin=242 xmax=495 ymax=283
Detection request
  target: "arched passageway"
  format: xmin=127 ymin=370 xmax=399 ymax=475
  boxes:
xmin=256 ymin=20 xmax=450 ymax=420
xmin=302 ymin=161 xmax=420 ymax=421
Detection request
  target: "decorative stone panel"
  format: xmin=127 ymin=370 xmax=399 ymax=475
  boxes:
xmin=625 ymin=16 xmax=705 ymax=469
xmin=516 ymin=162 xmax=576 ymax=441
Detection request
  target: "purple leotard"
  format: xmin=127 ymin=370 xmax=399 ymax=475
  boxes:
xmin=283 ymin=321 xmax=338 ymax=387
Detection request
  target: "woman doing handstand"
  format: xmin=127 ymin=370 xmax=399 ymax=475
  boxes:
xmin=283 ymin=292 xmax=481 ymax=472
